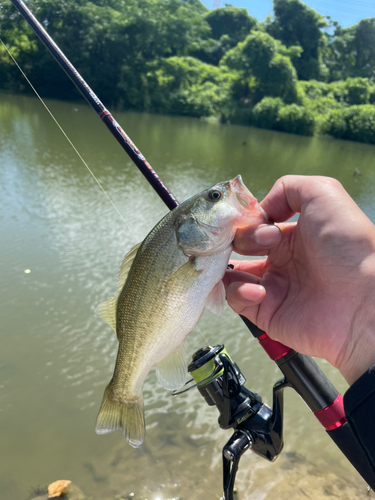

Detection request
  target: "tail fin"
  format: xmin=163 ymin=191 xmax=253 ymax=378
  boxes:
xmin=95 ymin=384 xmax=145 ymax=448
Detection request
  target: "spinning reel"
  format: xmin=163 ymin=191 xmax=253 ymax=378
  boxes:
xmin=174 ymin=345 xmax=286 ymax=500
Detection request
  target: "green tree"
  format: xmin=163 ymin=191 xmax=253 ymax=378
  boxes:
xmin=324 ymin=18 xmax=375 ymax=82
xmin=190 ymin=6 xmax=257 ymax=66
xmin=0 ymin=1 xmax=40 ymax=93
xmin=266 ymin=0 xmax=328 ymax=80
xmin=323 ymin=23 xmax=355 ymax=82
xmin=353 ymin=18 xmax=375 ymax=80
xmin=205 ymin=6 xmax=256 ymax=44
xmin=221 ymin=31 xmax=298 ymax=104
xmin=145 ymin=56 xmax=231 ymax=117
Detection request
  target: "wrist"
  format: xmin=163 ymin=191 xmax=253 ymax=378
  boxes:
xmin=338 ymin=258 xmax=375 ymax=385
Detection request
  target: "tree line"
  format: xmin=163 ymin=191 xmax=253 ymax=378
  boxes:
xmin=1 ymin=0 xmax=375 ymax=144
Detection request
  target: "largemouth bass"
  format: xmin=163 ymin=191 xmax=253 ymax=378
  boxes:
xmin=95 ymin=175 xmax=268 ymax=447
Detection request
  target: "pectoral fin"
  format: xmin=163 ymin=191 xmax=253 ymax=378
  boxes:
xmin=155 ymin=344 xmax=187 ymax=390
xmin=205 ymin=280 xmax=226 ymax=317
xmin=167 ymin=258 xmax=201 ymax=286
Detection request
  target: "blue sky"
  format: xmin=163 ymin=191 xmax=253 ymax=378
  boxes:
xmin=200 ymin=0 xmax=375 ymax=28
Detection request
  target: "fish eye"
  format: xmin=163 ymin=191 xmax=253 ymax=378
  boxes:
xmin=208 ymin=189 xmax=222 ymax=202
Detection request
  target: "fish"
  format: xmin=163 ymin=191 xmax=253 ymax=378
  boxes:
xmin=94 ymin=175 xmax=268 ymax=447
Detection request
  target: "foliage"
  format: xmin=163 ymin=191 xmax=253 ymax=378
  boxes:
xmin=252 ymin=97 xmax=283 ymax=129
xmin=329 ymin=78 xmax=370 ymax=105
xmin=276 ymin=103 xmax=315 ymax=135
xmin=2 ymin=0 xmax=375 ymax=144
xmin=352 ymin=18 xmax=375 ymax=80
xmin=299 ymin=77 xmax=375 ymax=106
xmin=220 ymin=32 xmax=298 ymax=104
xmin=145 ymin=56 xmax=230 ymax=116
xmin=324 ymin=18 xmax=375 ymax=82
xmin=205 ymin=6 xmax=256 ymax=44
xmin=322 ymin=105 xmax=375 ymax=144
xmin=265 ymin=0 xmax=328 ymax=80
xmin=252 ymin=97 xmax=314 ymax=135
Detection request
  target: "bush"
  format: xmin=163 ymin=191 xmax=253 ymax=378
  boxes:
xmin=220 ymin=31 xmax=278 ymax=73
xmin=218 ymin=73 xmax=255 ymax=124
xmin=323 ymin=105 xmax=375 ymax=144
xmin=277 ymin=104 xmax=315 ymax=135
xmin=221 ymin=32 xmax=298 ymax=103
xmin=329 ymin=77 xmax=370 ymax=105
xmin=263 ymin=53 xmax=298 ymax=103
xmin=146 ymin=56 xmax=227 ymax=116
xmin=252 ymin=97 xmax=283 ymax=129
xmin=304 ymin=95 xmax=342 ymax=115
xmin=321 ymin=109 xmax=347 ymax=138
xmin=298 ymin=80 xmax=331 ymax=100
xmin=171 ymin=81 xmax=222 ymax=117
xmin=251 ymin=98 xmax=315 ymax=136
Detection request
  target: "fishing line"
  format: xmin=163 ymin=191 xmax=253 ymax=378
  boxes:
xmin=196 ymin=325 xmax=210 ymax=345
xmin=1 ymin=38 xmax=211 ymax=345
xmin=0 ymin=38 xmax=139 ymax=243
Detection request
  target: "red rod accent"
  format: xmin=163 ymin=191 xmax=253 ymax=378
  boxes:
xmin=257 ymin=333 xmax=292 ymax=361
xmin=314 ymin=394 xmax=347 ymax=430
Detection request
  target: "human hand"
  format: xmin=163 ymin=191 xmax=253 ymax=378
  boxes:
xmin=224 ymin=176 xmax=375 ymax=385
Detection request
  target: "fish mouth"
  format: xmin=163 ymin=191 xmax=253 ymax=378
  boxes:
xmin=230 ymin=175 xmax=256 ymax=210
xmin=230 ymin=175 xmax=270 ymax=223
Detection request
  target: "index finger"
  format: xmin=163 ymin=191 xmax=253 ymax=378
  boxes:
xmin=260 ymin=175 xmax=346 ymax=223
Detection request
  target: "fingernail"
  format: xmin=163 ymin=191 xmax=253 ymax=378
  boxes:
xmin=227 ymin=282 xmax=265 ymax=305
xmin=254 ymin=225 xmax=281 ymax=247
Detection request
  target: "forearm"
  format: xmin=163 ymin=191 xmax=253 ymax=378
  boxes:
xmin=338 ymin=260 xmax=375 ymax=385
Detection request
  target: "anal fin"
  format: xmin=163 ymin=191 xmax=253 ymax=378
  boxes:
xmin=155 ymin=344 xmax=187 ymax=390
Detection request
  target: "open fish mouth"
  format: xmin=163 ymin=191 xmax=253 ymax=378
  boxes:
xmin=230 ymin=175 xmax=257 ymax=210
xmin=230 ymin=175 xmax=270 ymax=223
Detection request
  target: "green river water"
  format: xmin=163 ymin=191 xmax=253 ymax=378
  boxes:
xmin=1 ymin=93 xmax=375 ymax=500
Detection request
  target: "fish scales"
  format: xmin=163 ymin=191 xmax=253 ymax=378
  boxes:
xmin=115 ymin=217 xmax=191 ymax=391
xmin=95 ymin=175 xmax=269 ymax=447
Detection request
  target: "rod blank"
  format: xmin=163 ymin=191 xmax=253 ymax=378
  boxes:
xmin=9 ymin=0 xmax=179 ymax=211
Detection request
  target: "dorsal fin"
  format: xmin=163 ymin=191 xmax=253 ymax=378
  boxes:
xmin=117 ymin=242 xmax=142 ymax=292
xmin=95 ymin=242 xmax=142 ymax=335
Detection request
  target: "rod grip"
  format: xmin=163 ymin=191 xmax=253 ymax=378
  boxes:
xmin=327 ymin=422 xmax=375 ymax=489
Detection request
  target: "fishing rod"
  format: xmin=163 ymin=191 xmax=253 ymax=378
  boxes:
xmin=9 ymin=0 xmax=375 ymax=496
xmin=8 ymin=0 xmax=178 ymax=212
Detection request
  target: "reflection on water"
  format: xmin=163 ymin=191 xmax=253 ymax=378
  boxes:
xmin=1 ymin=93 xmax=374 ymax=499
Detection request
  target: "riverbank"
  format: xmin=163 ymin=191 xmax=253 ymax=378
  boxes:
xmin=2 ymin=1 xmax=375 ymax=145
xmin=27 ymin=451 xmax=372 ymax=500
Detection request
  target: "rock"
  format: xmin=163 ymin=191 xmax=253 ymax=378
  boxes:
xmin=28 ymin=482 xmax=86 ymax=500
xmin=48 ymin=480 xmax=71 ymax=498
